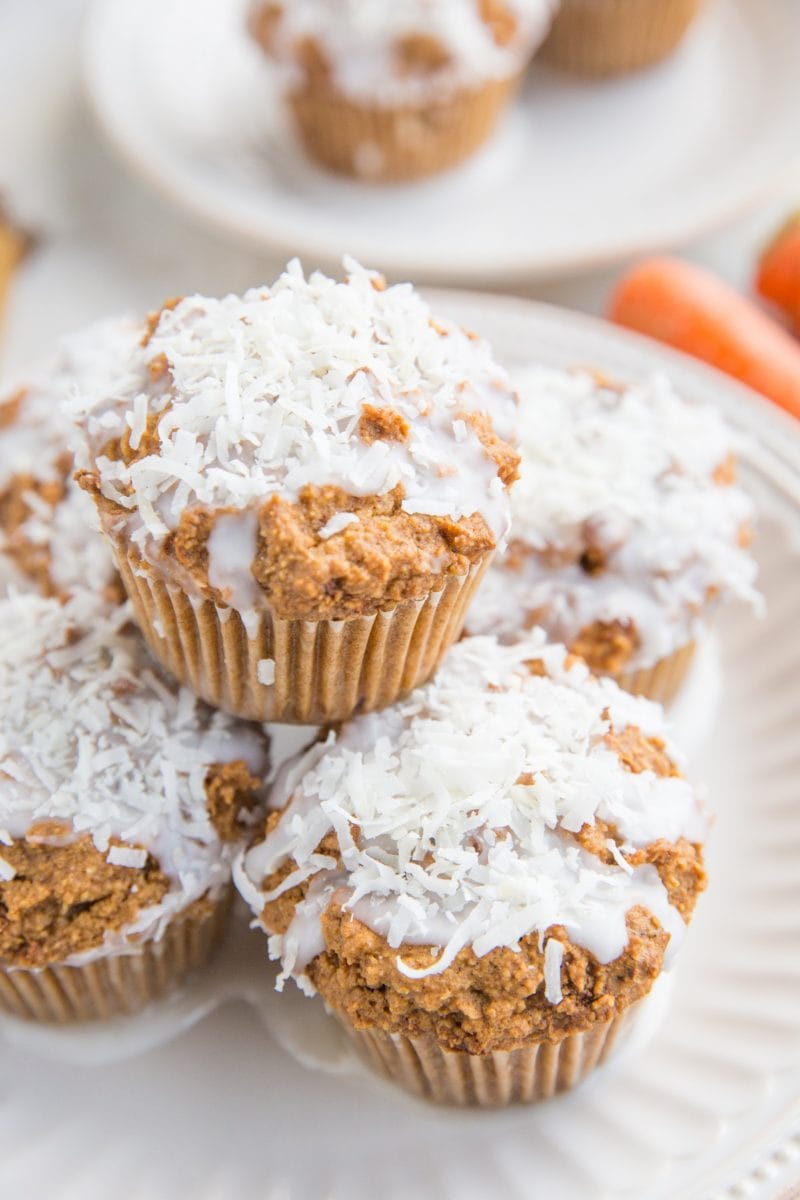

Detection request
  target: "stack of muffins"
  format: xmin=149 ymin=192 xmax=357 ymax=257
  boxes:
xmin=247 ymin=0 xmax=709 ymax=182
xmin=0 ymin=259 xmax=757 ymax=1106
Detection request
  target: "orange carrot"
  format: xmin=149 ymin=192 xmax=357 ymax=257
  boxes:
xmin=608 ymin=257 xmax=800 ymax=418
xmin=756 ymin=212 xmax=800 ymax=333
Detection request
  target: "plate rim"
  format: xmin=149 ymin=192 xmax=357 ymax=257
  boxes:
xmin=81 ymin=0 xmax=800 ymax=284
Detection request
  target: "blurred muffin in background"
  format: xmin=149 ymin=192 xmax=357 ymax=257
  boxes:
xmin=249 ymin=0 xmax=558 ymax=181
xmin=236 ymin=633 xmax=707 ymax=1107
xmin=0 ymin=201 xmax=31 ymax=330
xmin=0 ymin=589 xmax=269 ymax=1023
xmin=465 ymin=366 xmax=760 ymax=703
xmin=0 ymin=319 xmax=139 ymax=602
xmin=540 ymin=0 xmax=703 ymax=76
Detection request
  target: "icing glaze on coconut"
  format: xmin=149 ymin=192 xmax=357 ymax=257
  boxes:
xmin=0 ymin=590 xmax=269 ymax=961
xmin=253 ymin=0 xmax=559 ymax=106
xmin=466 ymin=367 xmax=760 ymax=668
xmin=236 ymin=632 xmax=704 ymax=997
xmin=70 ymin=260 xmax=517 ymax=603
xmin=0 ymin=318 xmax=141 ymax=600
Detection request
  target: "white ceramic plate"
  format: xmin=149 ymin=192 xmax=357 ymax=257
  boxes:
xmin=82 ymin=0 xmax=800 ymax=285
xmin=2 ymin=295 xmax=800 ymax=1200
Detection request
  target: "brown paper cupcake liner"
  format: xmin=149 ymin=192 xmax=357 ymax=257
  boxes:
xmin=288 ymin=74 xmax=521 ymax=182
xmin=540 ymin=0 xmax=703 ymax=77
xmin=115 ymin=543 xmax=492 ymax=724
xmin=339 ymin=994 xmax=646 ymax=1107
xmin=0 ymin=890 xmax=231 ymax=1024
xmin=615 ymin=640 xmax=696 ymax=705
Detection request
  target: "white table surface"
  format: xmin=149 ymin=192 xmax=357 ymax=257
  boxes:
xmin=1 ymin=2 xmax=800 ymax=1197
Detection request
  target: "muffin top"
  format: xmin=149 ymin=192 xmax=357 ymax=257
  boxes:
xmin=250 ymin=0 xmax=558 ymax=104
xmin=0 ymin=319 xmax=139 ymax=602
xmin=466 ymin=367 xmax=760 ymax=673
xmin=72 ymin=260 xmax=519 ymax=622
xmin=236 ymin=633 xmax=706 ymax=1051
xmin=0 ymin=590 xmax=269 ymax=967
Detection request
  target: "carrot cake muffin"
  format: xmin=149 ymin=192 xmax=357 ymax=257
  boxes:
xmin=70 ymin=259 xmax=519 ymax=724
xmin=0 ymin=318 xmax=140 ymax=601
xmin=0 ymin=589 xmax=269 ymax=1023
xmin=249 ymin=0 xmax=558 ymax=180
xmin=465 ymin=367 xmax=760 ymax=702
xmin=540 ymin=0 xmax=703 ymax=76
xmin=236 ymin=632 xmax=707 ymax=1106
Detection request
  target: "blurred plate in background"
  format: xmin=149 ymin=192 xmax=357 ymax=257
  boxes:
xmin=83 ymin=0 xmax=800 ymax=285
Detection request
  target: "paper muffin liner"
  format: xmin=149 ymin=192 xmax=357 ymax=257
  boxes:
xmin=338 ymin=992 xmax=649 ymax=1107
xmin=287 ymin=74 xmax=521 ymax=182
xmin=0 ymin=890 xmax=231 ymax=1025
xmin=540 ymin=0 xmax=703 ymax=76
xmin=615 ymin=640 xmax=696 ymax=705
xmin=115 ymin=542 xmax=492 ymax=724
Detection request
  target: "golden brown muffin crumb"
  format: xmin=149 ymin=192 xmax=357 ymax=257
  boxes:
xmin=264 ymin=896 xmax=669 ymax=1053
xmin=0 ymin=829 xmax=171 ymax=968
xmin=205 ymin=760 xmax=264 ymax=842
xmin=357 ymin=403 xmax=410 ymax=446
xmin=459 ymin=408 xmax=520 ymax=488
xmin=603 ymin=725 xmax=680 ymax=779
xmin=570 ymin=619 xmax=640 ymax=674
xmin=161 ymin=484 xmax=495 ymax=620
xmin=479 ymin=0 xmax=518 ymax=46
xmin=395 ymin=33 xmax=452 ymax=74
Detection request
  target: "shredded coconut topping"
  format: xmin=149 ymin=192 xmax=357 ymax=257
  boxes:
xmin=0 ymin=318 xmax=141 ymax=600
xmin=254 ymin=0 xmax=558 ymax=105
xmin=0 ymin=590 xmax=269 ymax=955
xmin=467 ymin=368 xmax=760 ymax=667
xmin=237 ymin=633 xmax=704 ymax=998
xmin=70 ymin=260 xmax=517 ymax=595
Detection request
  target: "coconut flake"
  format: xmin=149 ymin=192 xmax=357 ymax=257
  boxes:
xmin=107 ymin=846 xmax=148 ymax=869
xmin=543 ymin=937 xmax=564 ymax=1004
xmin=257 ymin=658 xmax=276 ymax=685
xmin=0 ymin=856 xmax=15 ymax=881
xmin=318 ymin=511 xmax=359 ymax=539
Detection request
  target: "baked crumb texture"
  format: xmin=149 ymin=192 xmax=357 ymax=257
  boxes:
xmin=237 ymin=633 xmax=707 ymax=1057
xmin=466 ymin=367 xmax=760 ymax=676
xmin=0 ymin=589 xmax=268 ymax=973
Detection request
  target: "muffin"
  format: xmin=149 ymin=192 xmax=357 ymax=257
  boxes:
xmin=540 ymin=0 xmax=703 ymax=76
xmin=465 ymin=367 xmax=759 ymax=703
xmin=0 ymin=319 xmax=140 ymax=601
xmin=236 ymin=632 xmax=707 ymax=1106
xmin=249 ymin=0 xmax=558 ymax=181
xmin=70 ymin=260 xmax=519 ymax=724
xmin=0 ymin=589 xmax=269 ymax=1023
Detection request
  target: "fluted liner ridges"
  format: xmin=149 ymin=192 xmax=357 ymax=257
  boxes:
xmin=340 ymin=998 xmax=644 ymax=1107
xmin=115 ymin=545 xmax=491 ymax=724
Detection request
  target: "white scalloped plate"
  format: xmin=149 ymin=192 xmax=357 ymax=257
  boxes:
xmin=82 ymin=0 xmax=800 ymax=284
xmin=2 ymin=295 xmax=800 ymax=1200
